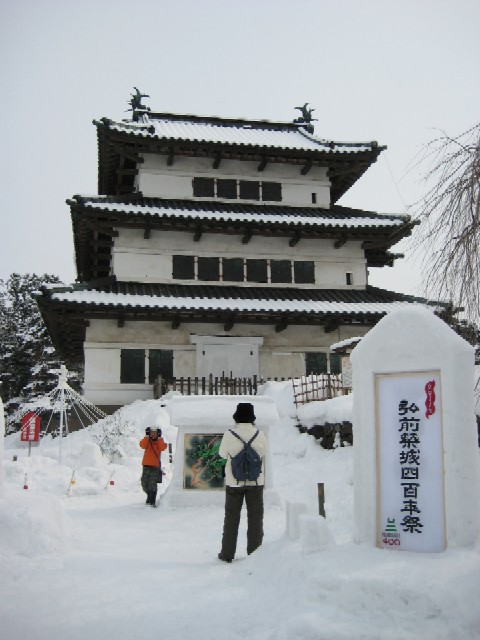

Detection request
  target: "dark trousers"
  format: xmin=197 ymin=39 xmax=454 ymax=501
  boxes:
xmin=141 ymin=465 xmax=160 ymax=493
xmin=220 ymin=485 xmax=264 ymax=560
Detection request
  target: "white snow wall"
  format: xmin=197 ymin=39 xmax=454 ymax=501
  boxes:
xmin=0 ymin=397 xmax=4 ymax=495
xmin=351 ymin=306 xmax=480 ymax=548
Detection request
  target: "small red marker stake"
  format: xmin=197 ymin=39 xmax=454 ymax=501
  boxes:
xmin=23 ymin=473 xmax=29 ymax=490
xmin=110 ymin=479 xmax=115 ymax=486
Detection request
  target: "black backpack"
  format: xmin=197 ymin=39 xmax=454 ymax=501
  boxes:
xmin=229 ymin=430 xmax=262 ymax=484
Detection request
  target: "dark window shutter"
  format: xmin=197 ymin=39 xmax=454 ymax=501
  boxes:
xmin=329 ymin=353 xmax=342 ymax=374
xmin=193 ymin=177 xmax=215 ymax=197
xmin=239 ymin=181 xmax=260 ymax=201
xmin=262 ymin=182 xmax=282 ymax=202
xmin=121 ymin=349 xmax=145 ymax=383
xmin=198 ymin=257 xmax=220 ymax=281
xmin=217 ymin=179 xmax=237 ymax=199
xmin=305 ymin=352 xmax=328 ymax=375
xmin=223 ymin=257 xmax=244 ymax=282
xmin=173 ymin=255 xmax=195 ymax=279
xmin=271 ymin=259 xmax=292 ymax=283
xmin=149 ymin=350 xmax=174 ymax=384
xmin=247 ymin=259 xmax=268 ymax=283
xmin=294 ymin=261 xmax=315 ymax=284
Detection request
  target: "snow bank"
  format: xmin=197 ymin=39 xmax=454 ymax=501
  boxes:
xmin=0 ymin=384 xmax=479 ymax=640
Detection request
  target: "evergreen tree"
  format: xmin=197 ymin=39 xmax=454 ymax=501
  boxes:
xmin=0 ymin=273 xmax=81 ymax=432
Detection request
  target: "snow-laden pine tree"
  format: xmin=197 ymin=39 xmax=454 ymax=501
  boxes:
xmin=0 ymin=273 xmax=81 ymax=433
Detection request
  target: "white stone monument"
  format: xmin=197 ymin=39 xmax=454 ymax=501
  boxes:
xmin=162 ymin=395 xmax=279 ymax=509
xmin=351 ymin=306 xmax=480 ymax=550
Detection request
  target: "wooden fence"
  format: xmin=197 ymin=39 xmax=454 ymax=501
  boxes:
xmin=154 ymin=374 xmax=289 ymax=398
xmin=154 ymin=372 xmax=348 ymax=405
xmin=291 ymin=374 xmax=346 ymax=408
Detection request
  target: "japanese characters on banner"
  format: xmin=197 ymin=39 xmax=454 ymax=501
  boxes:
xmin=376 ymin=371 xmax=446 ymax=552
xmin=20 ymin=412 xmax=41 ymax=443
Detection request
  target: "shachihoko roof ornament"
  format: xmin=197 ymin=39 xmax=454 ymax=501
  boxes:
xmin=126 ymin=87 xmax=150 ymax=120
xmin=294 ymin=102 xmax=318 ymax=133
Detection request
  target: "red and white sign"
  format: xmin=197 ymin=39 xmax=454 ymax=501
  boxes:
xmin=21 ymin=412 xmax=41 ymax=442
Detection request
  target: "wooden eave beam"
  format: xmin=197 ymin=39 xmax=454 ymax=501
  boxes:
xmin=112 ymin=145 xmax=145 ymax=163
xmin=275 ymin=319 xmax=288 ymax=333
xmin=194 ymin=226 xmax=203 ymax=242
xmin=242 ymin=229 xmax=253 ymax=244
xmin=213 ymin=153 xmax=222 ymax=169
xmin=118 ymin=317 xmax=125 ymax=328
xmin=328 ymin=160 xmax=370 ymax=178
xmin=172 ymin=318 xmax=181 ymax=329
xmin=301 ymin=160 xmax=313 ymax=176
xmin=258 ymin=157 xmax=268 ymax=171
xmin=334 ymin=237 xmax=348 ymax=249
xmin=224 ymin=319 xmax=234 ymax=331
xmin=144 ymin=214 xmax=152 ymax=239
xmin=289 ymin=233 xmax=301 ymax=247
xmin=324 ymin=319 xmax=340 ymax=333
xmin=167 ymin=148 xmax=174 ymax=166
xmin=362 ymin=239 xmax=386 ymax=250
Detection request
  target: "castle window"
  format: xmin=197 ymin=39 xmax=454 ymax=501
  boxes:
xmin=198 ymin=256 xmax=220 ymax=281
xmin=247 ymin=258 xmax=268 ymax=283
xmin=223 ymin=257 xmax=244 ymax=282
xmin=239 ymin=180 xmax=260 ymax=201
xmin=120 ymin=349 xmax=145 ymax=383
xmin=192 ymin=177 xmax=214 ymax=197
xmin=271 ymin=259 xmax=292 ymax=283
xmin=305 ymin=352 xmax=341 ymax=375
xmin=294 ymin=261 xmax=315 ymax=284
xmin=217 ymin=179 xmax=237 ymax=199
xmin=305 ymin=352 xmax=327 ymax=374
xmin=329 ymin=353 xmax=342 ymax=374
xmin=173 ymin=255 xmax=195 ymax=279
xmin=148 ymin=349 xmax=174 ymax=383
xmin=263 ymin=182 xmax=282 ymax=202
xmin=120 ymin=349 xmax=174 ymax=384
xmin=346 ymin=272 xmax=353 ymax=286
xmin=193 ymin=177 xmax=281 ymax=202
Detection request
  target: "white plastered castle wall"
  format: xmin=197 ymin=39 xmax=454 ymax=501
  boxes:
xmin=111 ymin=229 xmax=367 ymax=288
xmin=137 ymin=155 xmax=331 ymax=208
xmin=82 ymin=318 xmax=370 ymax=405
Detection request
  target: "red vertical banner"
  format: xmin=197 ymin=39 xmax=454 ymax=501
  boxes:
xmin=21 ymin=412 xmax=41 ymax=442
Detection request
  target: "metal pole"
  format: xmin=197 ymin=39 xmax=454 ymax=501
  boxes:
xmin=317 ymin=482 xmax=326 ymax=518
xmin=59 ymin=384 xmax=65 ymax=465
xmin=58 ymin=365 xmax=68 ymax=465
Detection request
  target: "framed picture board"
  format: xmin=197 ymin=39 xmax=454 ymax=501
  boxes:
xmin=183 ymin=433 xmax=226 ymax=490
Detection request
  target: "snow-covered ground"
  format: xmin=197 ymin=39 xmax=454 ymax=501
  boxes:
xmin=1 ymin=384 xmax=479 ymax=640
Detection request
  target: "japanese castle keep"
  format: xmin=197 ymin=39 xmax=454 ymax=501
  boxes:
xmin=36 ymin=94 xmax=422 ymax=411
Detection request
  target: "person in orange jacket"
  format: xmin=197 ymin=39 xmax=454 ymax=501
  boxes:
xmin=139 ymin=426 xmax=167 ymax=506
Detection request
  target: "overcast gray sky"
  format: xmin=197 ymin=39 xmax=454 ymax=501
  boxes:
xmin=1 ymin=0 xmax=479 ymax=296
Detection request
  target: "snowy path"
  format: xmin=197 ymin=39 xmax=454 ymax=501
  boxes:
xmin=2 ymin=490 xmax=479 ymax=640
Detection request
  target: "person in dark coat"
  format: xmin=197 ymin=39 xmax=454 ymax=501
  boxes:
xmin=139 ymin=426 xmax=167 ymax=506
xmin=218 ymin=402 xmax=268 ymax=563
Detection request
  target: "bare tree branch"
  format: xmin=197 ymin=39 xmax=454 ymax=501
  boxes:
xmin=412 ymin=123 xmax=480 ymax=322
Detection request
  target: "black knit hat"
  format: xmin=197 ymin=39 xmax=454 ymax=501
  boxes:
xmin=233 ymin=402 xmax=256 ymax=423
